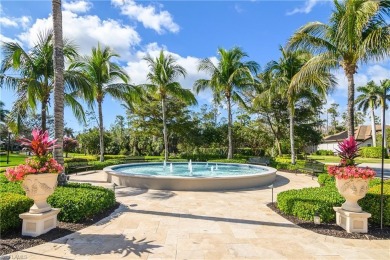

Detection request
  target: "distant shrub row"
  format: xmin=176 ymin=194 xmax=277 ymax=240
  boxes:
xmin=360 ymin=147 xmax=388 ymax=158
xmin=315 ymin=150 xmax=334 ymax=156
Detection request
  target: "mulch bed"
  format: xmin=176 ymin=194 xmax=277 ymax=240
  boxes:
xmin=267 ymin=203 xmax=390 ymax=240
xmin=0 ymin=203 xmax=120 ymax=255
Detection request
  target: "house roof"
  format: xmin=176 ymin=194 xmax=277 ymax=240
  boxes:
xmin=322 ymin=125 xmax=389 ymax=143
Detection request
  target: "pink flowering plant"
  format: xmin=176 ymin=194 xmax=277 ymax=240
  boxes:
xmin=327 ymin=136 xmax=375 ymax=180
xmin=5 ymin=129 xmax=63 ymax=181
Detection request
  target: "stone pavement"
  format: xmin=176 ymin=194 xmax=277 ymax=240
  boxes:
xmin=5 ymin=171 xmax=390 ymax=259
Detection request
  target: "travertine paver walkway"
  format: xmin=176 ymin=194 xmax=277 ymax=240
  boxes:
xmin=6 ymin=171 xmax=390 ymax=259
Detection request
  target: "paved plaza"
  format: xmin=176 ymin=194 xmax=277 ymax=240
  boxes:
xmin=6 ymin=171 xmax=390 ymax=259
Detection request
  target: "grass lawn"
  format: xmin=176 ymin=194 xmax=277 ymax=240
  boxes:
xmin=0 ymin=153 xmax=29 ymax=171
xmin=308 ymin=155 xmax=390 ymax=164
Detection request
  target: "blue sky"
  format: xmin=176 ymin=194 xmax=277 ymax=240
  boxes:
xmin=1 ymin=0 xmax=389 ymax=133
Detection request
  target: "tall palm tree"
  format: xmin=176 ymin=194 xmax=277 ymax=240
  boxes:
xmin=288 ymin=0 xmax=390 ymax=137
xmin=355 ymin=81 xmax=380 ymax=147
xmin=143 ymin=50 xmax=197 ymax=161
xmin=263 ymin=47 xmax=335 ymax=164
xmin=72 ymin=44 xmax=137 ymax=162
xmin=0 ymin=30 xmax=88 ymax=133
xmin=52 ymin=0 xmax=65 ymax=167
xmin=377 ymin=79 xmax=390 ymax=151
xmin=0 ymin=101 xmax=9 ymax=123
xmin=194 ymin=47 xmax=258 ymax=159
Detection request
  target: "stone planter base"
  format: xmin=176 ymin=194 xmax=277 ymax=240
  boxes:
xmin=334 ymin=207 xmax=371 ymax=233
xmin=19 ymin=208 xmax=60 ymax=237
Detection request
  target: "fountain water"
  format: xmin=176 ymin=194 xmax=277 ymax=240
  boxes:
xmin=211 ymin=166 xmax=214 ymax=173
xmin=170 ymin=163 xmax=173 ymax=173
xmin=215 ymin=164 xmax=218 ymax=170
xmin=163 ymin=160 xmax=167 ymax=170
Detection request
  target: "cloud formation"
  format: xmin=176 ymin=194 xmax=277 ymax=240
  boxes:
xmin=63 ymin=0 xmax=92 ymax=13
xmin=287 ymin=0 xmax=322 ymax=15
xmin=18 ymin=10 xmax=140 ymax=60
xmin=112 ymin=0 xmax=179 ymax=34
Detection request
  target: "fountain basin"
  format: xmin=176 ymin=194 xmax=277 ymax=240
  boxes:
xmin=104 ymin=162 xmax=277 ymax=191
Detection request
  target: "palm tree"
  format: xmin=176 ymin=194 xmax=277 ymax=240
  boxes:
xmin=52 ymin=0 xmax=65 ymax=167
xmin=355 ymin=81 xmax=380 ymax=147
xmin=0 ymin=30 xmax=88 ymax=133
xmin=72 ymin=44 xmax=137 ymax=162
xmin=0 ymin=101 xmax=9 ymax=123
xmin=194 ymin=47 xmax=259 ymax=159
xmin=377 ymin=79 xmax=390 ymax=151
xmin=262 ymin=47 xmax=335 ymax=164
xmin=143 ymin=50 xmax=197 ymax=161
xmin=288 ymin=0 xmax=390 ymax=137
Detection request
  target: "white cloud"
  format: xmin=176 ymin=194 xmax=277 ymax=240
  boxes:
xmin=63 ymin=0 xmax=92 ymax=13
xmin=286 ymin=0 xmax=322 ymax=15
xmin=112 ymin=0 xmax=179 ymax=34
xmin=0 ymin=34 xmax=23 ymax=46
xmin=18 ymin=10 xmax=140 ymax=60
xmin=366 ymin=65 xmax=390 ymax=84
xmin=0 ymin=17 xmax=17 ymax=27
xmin=234 ymin=4 xmax=244 ymax=14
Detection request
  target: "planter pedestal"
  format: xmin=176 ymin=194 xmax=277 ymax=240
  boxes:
xmin=19 ymin=208 xmax=60 ymax=237
xmin=334 ymin=207 xmax=371 ymax=233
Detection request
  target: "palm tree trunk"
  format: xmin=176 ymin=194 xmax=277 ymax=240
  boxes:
xmin=346 ymin=72 xmax=355 ymax=137
xmin=289 ymin=107 xmax=296 ymax=165
xmin=52 ymin=0 xmax=65 ymax=167
xmin=162 ymin=98 xmax=168 ymax=161
xmin=41 ymin=101 xmax=47 ymax=131
xmin=98 ymin=100 xmax=104 ymax=162
xmin=370 ymin=107 xmax=377 ymax=147
xmin=265 ymin=113 xmax=282 ymax=155
xmin=227 ymin=96 xmax=233 ymax=159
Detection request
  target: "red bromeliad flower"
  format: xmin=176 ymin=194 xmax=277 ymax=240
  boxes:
xmin=335 ymin=136 xmax=359 ymax=166
xmin=5 ymin=129 xmax=63 ymax=182
xmin=19 ymin=129 xmax=57 ymax=156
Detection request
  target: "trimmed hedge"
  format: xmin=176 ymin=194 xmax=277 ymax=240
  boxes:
xmin=47 ymin=183 xmax=116 ymax=223
xmin=316 ymin=150 xmax=334 ymax=156
xmin=278 ymin=178 xmax=390 ymax=225
xmin=0 ymin=193 xmax=33 ymax=233
xmin=208 ymin=159 xmax=247 ymax=164
xmin=317 ymin=174 xmax=335 ymax=187
xmin=270 ymin=158 xmax=306 ymax=171
xmin=277 ymin=186 xmax=343 ymax=222
xmin=0 ymin=178 xmax=116 ymax=231
xmin=361 ymin=183 xmax=390 ymax=225
xmin=360 ymin=147 xmax=388 ymax=158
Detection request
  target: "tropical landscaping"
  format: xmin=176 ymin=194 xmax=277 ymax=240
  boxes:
xmin=1 ymin=0 xmax=390 ymax=256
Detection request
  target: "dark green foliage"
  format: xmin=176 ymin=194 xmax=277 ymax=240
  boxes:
xmin=208 ymin=159 xmax=247 ymax=163
xmin=317 ymin=173 xmax=335 ymax=187
xmin=360 ymin=147 xmax=388 ymax=158
xmin=47 ymin=183 xmax=116 ymax=223
xmin=270 ymin=158 xmax=305 ymax=171
xmin=277 ymin=186 xmax=343 ymax=222
xmin=0 ymin=193 xmax=33 ymax=232
xmin=316 ymin=150 xmax=334 ymax=156
xmin=64 ymin=156 xmax=97 ymax=162
xmin=360 ymin=182 xmax=390 ymax=225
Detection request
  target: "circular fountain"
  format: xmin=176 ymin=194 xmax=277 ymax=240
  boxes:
xmin=104 ymin=162 xmax=276 ymax=191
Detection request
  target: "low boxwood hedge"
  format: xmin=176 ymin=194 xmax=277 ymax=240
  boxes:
xmin=360 ymin=147 xmax=388 ymax=158
xmin=277 ymin=186 xmax=343 ymax=222
xmin=0 ymin=178 xmax=116 ymax=232
xmin=48 ymin=183 xmax=116 ymax=223
xmin=0 ymin=193 xmax=33 ymax=233
xmin=317 ymin=174 xmax=335 ymax=187
xmin=278 ymin=178 xmax=390 ymax=225
xmin=360 ymin=183 xmax=390 ymax=225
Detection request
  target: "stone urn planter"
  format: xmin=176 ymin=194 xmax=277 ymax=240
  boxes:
xmin=335 ymin=178 xmax=369 ymax=213
xmin=22 ymin=173 xmax=58 ymax=214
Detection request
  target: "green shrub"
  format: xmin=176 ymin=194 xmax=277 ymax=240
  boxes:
xmin=270 ymin=158 xmax=305 ymax=171
xmin=315 ymin=150 xmax=334 ymax=156
xmin=317 ymin=174 xmax=335 ymax=187
xmin=208 ymin=159 xmax=247 ymax=164
xmin=277 ymin=186 xmax=343 ymax=223
xmin=48 ymin=183 xmax=116 ymax=223
xmin=360 ymin=183 xmax=390 ymax=225
xmin=360 ymin=147 xmax=388 ymax=158
xmin=0 ymin=193 xmax=33 ymax=233
xmin=104 ymin=155 xmax=127 ymax=160
xmin=64 ymin=157 xmax=93 ymax=163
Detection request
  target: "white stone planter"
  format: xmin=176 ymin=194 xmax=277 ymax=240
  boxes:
xmin=22 ymin=173 xmax=58 ymax=214
xmin=335 ymin=178 xmax=369 ymax=212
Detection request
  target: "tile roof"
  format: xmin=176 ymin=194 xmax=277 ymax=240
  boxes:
xmin=323 ymin=125 xmax=389 ymax=143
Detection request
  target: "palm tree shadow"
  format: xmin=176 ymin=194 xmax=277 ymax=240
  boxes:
xmin=62 ymin=234 xmax=161 ymax=257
